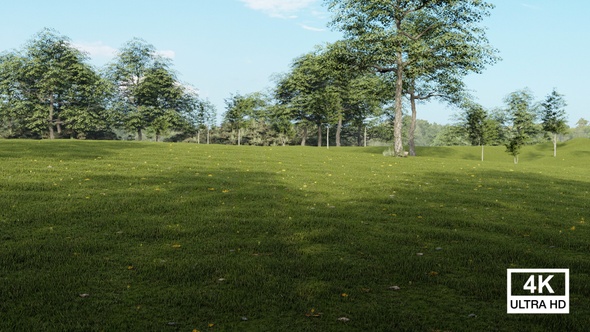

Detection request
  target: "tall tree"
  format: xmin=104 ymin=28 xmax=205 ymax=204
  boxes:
xmin=276 ymin=43 xmax=385 ymax=147
xmin=460 ymin=101 xmax=497 ymax=161
xmin=320 ymin=41 xmax=385 ymax=147
xmin=107 ymin=38 xmax=183 ymax=141
xmin=0 ymin=29 xmax=110 ymax=139
xmin=223 ymin=92 xmax=265 ymax=145
xmin=540 ymin=89 xmax=568 ymax=157
xmin=275 ymin=50 xmax=339 ymax=147
xmin=326 ymin=0 xmax=497 ymax=156
xmin=504 ymin=89 xmax=538 ymax=164
xmin=135 ymin=66 xmax=187 ymax=141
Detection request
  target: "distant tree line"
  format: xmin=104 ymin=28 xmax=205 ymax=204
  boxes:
xmin=0 ymin=29 xmax=216 ymax=141
xmin=1 ymin=25 xmax=586 ymax=152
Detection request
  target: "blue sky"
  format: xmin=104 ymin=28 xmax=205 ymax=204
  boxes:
xmin=1 ymin=0 xmax=588 ymax=126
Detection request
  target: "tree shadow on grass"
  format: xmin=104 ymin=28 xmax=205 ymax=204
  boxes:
xmin=0 ymin=166 xmax=348 ymax=330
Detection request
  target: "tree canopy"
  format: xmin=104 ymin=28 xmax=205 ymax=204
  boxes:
xmin=0 ymin=28 xmax=112 ymax=139
xmin=106 ymin=38 xmax=191 ymax=141
xmin=275 ymin=43 xmax=387 ymax=147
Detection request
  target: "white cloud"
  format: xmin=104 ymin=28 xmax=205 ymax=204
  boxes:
xmin=300 ymin=24 xmax=324 ymax=32
xmin=240 ymin=0 xmax=317 ymax=18
xmin=72 ymin=41 xmax=117 ymax=59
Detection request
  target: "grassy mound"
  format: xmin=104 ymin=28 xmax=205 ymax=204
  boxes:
xmin=1 ymin=139 xmax=588 ymax=331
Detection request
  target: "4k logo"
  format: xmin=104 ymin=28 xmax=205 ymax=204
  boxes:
xmin=507 ymin=269 xmax=569 ymax=314
xmin=523 ymin=274 xmax=554 ymax=294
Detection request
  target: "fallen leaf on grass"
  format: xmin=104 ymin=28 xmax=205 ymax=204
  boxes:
xmin=388 ymin=286 xmax=401 ymax=291
xmin=305 ymin=309 xmax=322 ymax=317
xmin=79 ymin=293 xmax=90 ymax=298
xmin=337 ymin=317 xmax=350 ymax=322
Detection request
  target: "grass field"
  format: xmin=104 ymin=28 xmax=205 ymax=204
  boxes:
xmin=0 ymin=139 xmax=589 ymax=331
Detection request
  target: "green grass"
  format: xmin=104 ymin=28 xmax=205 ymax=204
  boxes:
xmin=0 ymin=139 xmax=589 ymax=331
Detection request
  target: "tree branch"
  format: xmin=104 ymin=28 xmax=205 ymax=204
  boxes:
xmin=373 ymin=65 xmax=396 ymax=73
xmin=400 ymin=22 xmax=439 ymax=41
xmin=415 ymin=92 xmax=444 ymax=100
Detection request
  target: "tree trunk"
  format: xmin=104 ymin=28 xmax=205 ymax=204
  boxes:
xmin=137 ymin=128 xmax=143 ymax=141
xmin=155 ymin=131 xmax=161 ymax=142
xmin=48 ymin=123 xmax=55 ymax=140
xmin=336 ymin=113 xmax=342 ymax=147
xmin=197 ymin=130 xmax=201 ymax=144
xmin=481 ymin=145 xmax=484 ymax=161
xmin=56 ymin=117 xmax=62 ymax=135
xmin=317 ymin=125 xmax=322 ymax=147
xmin=553 ymin=133 xmax=557 ymax=157
xmin=48 ymin=95 xmax=55 ymax=139
xmin=514 ymin=155 xmax=518 ymax=164
xmin=207 ymin=128 xmax=210 ymax=144
xmin=301 ymin=126 xmax=307 ymax=146
xmin=357 ymin=124 xmax=362 ymax=146
xmin=7 ymin=119 xmax=13 ymax=137
xmin=238 ymin=128 xmax=241 ymax=146
xmin=48 ymin=124 xmax=55 ymax=139
xmin=409 ymin=92 xmax=417 ymax=156
xmin=364 ymin=126 xmax=367 ymax=147
xmin=393 ymin=53 xmax=404 ymax=157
